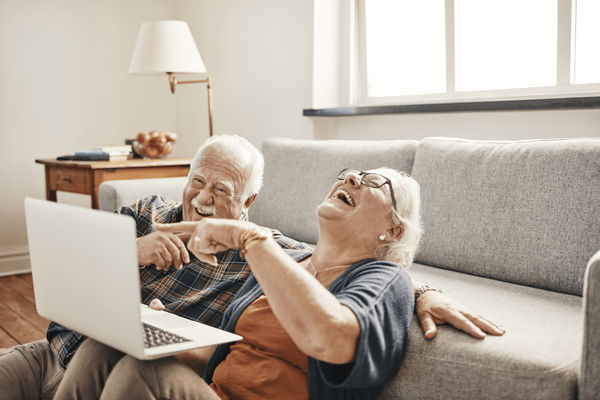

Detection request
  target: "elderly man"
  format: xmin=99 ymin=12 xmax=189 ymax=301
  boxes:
xmin=0 ymin=134 xmax=503 ymax=399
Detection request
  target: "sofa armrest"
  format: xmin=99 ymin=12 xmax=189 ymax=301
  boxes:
xmin=98 ymin=177 xmax=187 ymax=212
xmin=580 ymin=249 xmax=600 ymax=400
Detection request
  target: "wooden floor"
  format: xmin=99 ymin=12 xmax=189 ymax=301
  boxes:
xmin=0 ymin=273 xmax=48 ymax=348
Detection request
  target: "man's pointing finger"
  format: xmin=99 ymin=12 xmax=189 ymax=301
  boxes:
xmin=155 ymin=222 xmax=197 ymax=233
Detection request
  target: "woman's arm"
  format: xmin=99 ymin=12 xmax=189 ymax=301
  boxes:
xmin=157 ymin=220 xmax=360 ymax=364
xmin=410 ymin=278 xmax=505 ymax=339
xmin=244 ymin=238 xmax=360 ymax=364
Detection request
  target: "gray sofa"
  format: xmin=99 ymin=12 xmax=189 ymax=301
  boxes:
xmin=99 ymin=137 xmax=600 ymax=399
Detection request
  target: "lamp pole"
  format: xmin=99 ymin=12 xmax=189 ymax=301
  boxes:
xmin=167 ymin=72 xmax=214 ymax=137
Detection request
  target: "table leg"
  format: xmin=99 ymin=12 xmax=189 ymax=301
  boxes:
xmin=90 ymin=171 xmax=103 ymax=209
xmin=45 ymin=167 xmax=57 ymax=202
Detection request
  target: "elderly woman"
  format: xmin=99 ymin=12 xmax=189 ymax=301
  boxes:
xmin=56 ymin=167 xmax=420 ymax=399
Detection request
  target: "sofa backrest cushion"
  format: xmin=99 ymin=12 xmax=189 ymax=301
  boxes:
xmin=411 ymin=137 xmax=600 ymax=296
xmin=249 ymin=138 xmax=419 ymax=244
xmin=99 ymin=177 xmax=187 ymax=212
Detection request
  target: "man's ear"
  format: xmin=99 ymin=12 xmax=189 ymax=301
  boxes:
xmin=387 ymin=223 xmax=404 ymax=240
xmin=244 ymin=193 xmax=257 ymax=208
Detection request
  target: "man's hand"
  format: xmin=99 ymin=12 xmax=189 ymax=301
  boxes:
xmin=136 ymin=230 xmax=191 ymax=271
xmin=415 ymin=290 xmax=505 ymax=340
xmin=149 ymin=298 xmax=166 ymax=311
xmin=156 ymin=219 xmax=252 ymax=266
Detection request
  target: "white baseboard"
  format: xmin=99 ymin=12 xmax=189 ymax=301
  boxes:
xmin=0 ymin=246 xmax=31 ymax=276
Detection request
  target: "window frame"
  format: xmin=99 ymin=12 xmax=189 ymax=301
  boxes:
xmin=354 ymin=0 xmax=600 ymax=107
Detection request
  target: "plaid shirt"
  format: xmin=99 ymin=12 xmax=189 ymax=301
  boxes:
xmin=47 ymin=195 xmax=311 ymax=366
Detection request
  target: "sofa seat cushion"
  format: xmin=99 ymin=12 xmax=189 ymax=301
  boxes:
xmin=379 ymin=263 xmax=582 ymax=400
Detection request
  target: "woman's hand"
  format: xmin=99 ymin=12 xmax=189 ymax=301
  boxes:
xmin=415 ymin=290 xmax=505 ymax=339
xmin=155 ymin=219 xmax=253 ymax=265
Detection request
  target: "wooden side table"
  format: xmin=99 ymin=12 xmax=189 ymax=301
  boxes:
xmin=35 ymin=158 xmax=192 ymax=209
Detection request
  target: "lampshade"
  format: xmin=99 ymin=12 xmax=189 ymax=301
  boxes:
xmin=129 ymin=20 xmax=206 ymax=75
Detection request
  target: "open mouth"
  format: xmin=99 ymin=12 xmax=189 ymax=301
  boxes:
xmin=195 ymin=207 xmax=214 ymax=217
xmin=333 ymin=189 xmax=355 ymax=207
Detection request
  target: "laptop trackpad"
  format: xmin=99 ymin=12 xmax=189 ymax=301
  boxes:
xmin=141 ymin=306 xmax=194 ymax=329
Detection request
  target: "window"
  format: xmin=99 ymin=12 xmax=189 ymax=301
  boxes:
xmin=357 ymin=0 xmax=600 ymax=104
xmin=573 ymin=0 xmax=600 ymax=84
xmin=365 ymin=0 xmax=446 ymax=96
xmin=455 ymin=0 xmax=557 ymax=91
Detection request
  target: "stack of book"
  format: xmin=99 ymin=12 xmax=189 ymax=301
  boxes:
xmin=73 ymin=145 xmax=132 ymax=161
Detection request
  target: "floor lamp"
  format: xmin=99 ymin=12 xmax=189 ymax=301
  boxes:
xmin=129 ymin=20 xmax=214 ymax=137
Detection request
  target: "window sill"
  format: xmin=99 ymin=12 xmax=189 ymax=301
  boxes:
xmin=303 ymin=96 xmax=600 ymax=117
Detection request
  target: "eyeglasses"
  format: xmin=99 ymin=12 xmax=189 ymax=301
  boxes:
xmin=337 ymin=169 xmax=397 ymax=213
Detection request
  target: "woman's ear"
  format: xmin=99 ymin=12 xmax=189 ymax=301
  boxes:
xmin=387 ymin=223 xmax=404 ymax=240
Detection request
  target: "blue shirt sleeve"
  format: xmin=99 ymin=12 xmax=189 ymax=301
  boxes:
xmin=314 ymin=261 xmax=414 ymax=389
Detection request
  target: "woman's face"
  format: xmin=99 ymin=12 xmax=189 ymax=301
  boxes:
xmin=317 ymin=168 xmax=397 ymax=242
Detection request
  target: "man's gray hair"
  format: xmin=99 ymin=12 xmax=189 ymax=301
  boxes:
xmin=188 ymin=134 xmax=265 ymax=201
xmin=376 ymin=168 xmax=423 ymax=268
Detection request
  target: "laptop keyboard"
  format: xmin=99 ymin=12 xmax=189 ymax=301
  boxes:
xmin=143 ymin=323 xmax=191 ymax=348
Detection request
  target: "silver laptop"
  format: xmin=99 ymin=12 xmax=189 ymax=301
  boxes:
xmin=24 ymin=197 xmax=241 ymax=360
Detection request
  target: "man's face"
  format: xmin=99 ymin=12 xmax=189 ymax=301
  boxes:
xmin=182 ymin=145 xmax=250 ymax=222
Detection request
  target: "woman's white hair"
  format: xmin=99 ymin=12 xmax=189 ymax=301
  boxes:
xmin=188 ymin=134 xmax=265 ymax=201
xmin=375 ymin=168 xmax=423 ymax=268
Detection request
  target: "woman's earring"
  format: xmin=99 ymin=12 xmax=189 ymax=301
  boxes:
xmin=379 ymin=234 xmax=386 ymax=241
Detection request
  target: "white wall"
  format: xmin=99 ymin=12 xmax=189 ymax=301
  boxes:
xmin=1 ymin=0 xmax=598 ymax=275
xmin=0 ymin=0 xmax=179 ymax=273
xmin=172 ymin=0 xmax=314 ymax=154
xmin=0 ymin=0 xmax=315 ymax=275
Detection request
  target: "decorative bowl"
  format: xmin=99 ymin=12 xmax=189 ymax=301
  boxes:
xmin=132 ymin=131 xmax=177 ymax=159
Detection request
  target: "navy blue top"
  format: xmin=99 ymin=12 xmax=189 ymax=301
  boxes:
xmin=204 ymin=251 xmax=414 ymax=399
